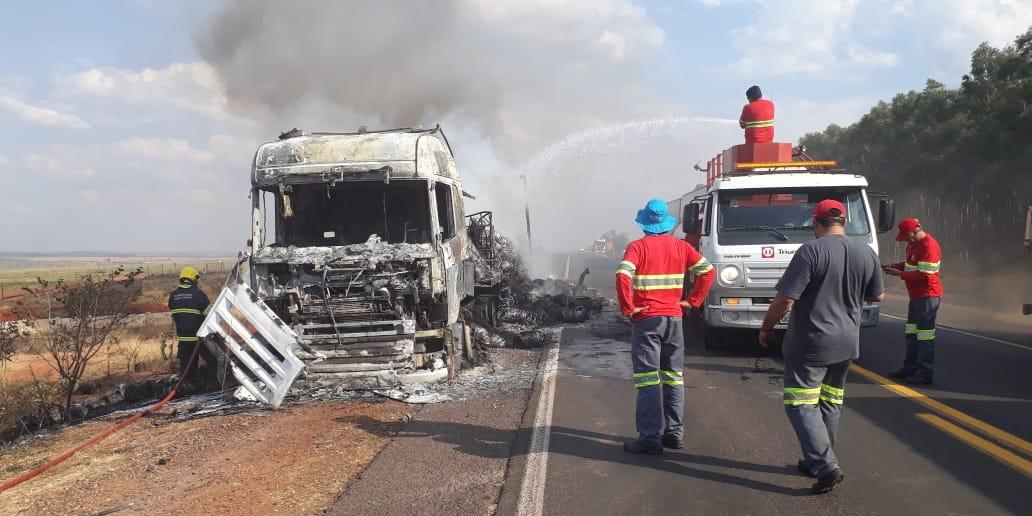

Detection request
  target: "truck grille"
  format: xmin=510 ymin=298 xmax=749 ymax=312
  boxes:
xmin=299 ymin=297 xmax=392 ymax=322
xmin=744 ymin=262 xmax=787 ymax=288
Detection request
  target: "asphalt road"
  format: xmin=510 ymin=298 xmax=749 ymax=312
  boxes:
xmin=495 ymin=308 xmax=1031 ymax=516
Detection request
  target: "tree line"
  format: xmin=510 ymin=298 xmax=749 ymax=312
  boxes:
xmin=800 ymin=27 xmax=1032 ymax=267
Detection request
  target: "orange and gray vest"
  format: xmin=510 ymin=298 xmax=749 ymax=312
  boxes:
xmin=740 ymin=99 xmax=775 ymax=143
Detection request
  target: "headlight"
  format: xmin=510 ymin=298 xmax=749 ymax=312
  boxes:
xmin=720 ymin=264 xmax=741 ymax=284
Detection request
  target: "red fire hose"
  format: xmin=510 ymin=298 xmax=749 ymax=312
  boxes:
xmin=0 ymin=343 xmax=202 ymax=494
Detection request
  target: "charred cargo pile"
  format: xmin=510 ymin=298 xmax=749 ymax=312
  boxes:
xmin=465 ymin=229 xmax=607 ymax=349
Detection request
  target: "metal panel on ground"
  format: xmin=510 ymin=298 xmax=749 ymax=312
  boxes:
xmin=196 ymin=281 xmax=307 ymax=409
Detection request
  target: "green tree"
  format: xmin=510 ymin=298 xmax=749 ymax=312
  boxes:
xmin=800 ymin=26 xmax=1032 ymax=267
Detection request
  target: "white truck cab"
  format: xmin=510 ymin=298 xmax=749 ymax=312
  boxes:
xmin=670 ymin=143 xmax=896 ymax=348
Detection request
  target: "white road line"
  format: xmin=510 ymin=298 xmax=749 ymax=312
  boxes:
xmin=516 ymin=338 xmax=561 ymax=516
xmin=881 ymin=313 xmax=1030 ymax=351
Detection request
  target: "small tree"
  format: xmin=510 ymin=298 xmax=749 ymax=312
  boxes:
xmin=16 ymin=267 xmax=142 ymax=420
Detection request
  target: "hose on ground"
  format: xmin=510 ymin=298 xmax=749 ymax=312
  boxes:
xmin=0 ymin=341 xmax=202 ymax=494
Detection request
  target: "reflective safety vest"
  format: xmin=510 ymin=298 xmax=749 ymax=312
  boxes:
xmin=891 ymin=234 xmax=943 ymax=299
xmin=168 ymin=281 xmax=211 ymax=343
xmin=616 ymin=234 xmax=715 ymax=321
xmin=740 ymin=99 xmax=775 ymax=143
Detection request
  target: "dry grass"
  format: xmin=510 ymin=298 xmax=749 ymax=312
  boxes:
xmin=0 ymin=257 xmax=231 ymax=299
xmin=0 ymin=329 xmax=176 ymax=435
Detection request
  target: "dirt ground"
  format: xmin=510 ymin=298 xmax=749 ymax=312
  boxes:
xmin=0 ymin=399 xmax=410 ymax=515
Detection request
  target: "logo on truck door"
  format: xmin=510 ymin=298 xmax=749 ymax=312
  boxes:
xmin=761 ymin=246 xmax=775 ymax=259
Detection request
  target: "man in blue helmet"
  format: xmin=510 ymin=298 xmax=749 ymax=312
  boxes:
xmin=616 ymin=199 xmax=715 ymax=454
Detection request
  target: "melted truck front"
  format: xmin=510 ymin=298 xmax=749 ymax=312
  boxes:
xmin=247 ymin=127 xmax=475 ymax=389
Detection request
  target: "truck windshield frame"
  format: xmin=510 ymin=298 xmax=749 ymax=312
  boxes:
xmin=716 ymin=187 xmax=870 ymax=245
xmin=270 ymin=180 xmax=433 ymax=246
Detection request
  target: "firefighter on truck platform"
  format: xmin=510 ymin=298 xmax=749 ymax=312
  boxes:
xmin=739 ymin=85 xmax=775 ymax=144
xmin=168 ymin=267 xmax=219 ymax=390
xmin=616 ymin=199 xmax=715 ymax=455
xmin=883 ymin=218 xmax=943 ymax=385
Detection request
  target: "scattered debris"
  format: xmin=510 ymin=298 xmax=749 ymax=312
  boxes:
xmin=233 ymin=386 xmax=258 ymax=402
xmin=752 ymin=357 xmax=781 ymax=374
xmin=374 ymin=384 xmax=451 ymax=404
xmin=89 ymin=502 xmax=135 ymax=516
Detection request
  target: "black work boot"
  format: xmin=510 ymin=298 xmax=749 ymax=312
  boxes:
xmin=904 ymin=375 xmax=933 ymax=385
xmin=797 ymin=459 xmax=815 ymax=477
xmin=623 ymin=438 xmax=663 ymax=455
xmin=811 ymin=469 xmax=845 ymax=495
xmin=661 ymin=434 xmax=684 ymax=449
xmin=888 ymin=368 xmax=914 ymax=379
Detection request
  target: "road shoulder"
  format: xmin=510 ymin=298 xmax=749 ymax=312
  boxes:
xmin=330 ymin=347 xmax=543 ymax=516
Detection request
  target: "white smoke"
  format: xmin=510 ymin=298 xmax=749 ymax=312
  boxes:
xmin=196 ymin=1 xmax=738 ymax=261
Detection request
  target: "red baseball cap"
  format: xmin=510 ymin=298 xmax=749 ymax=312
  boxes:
xmin=812 ymin=199 xmax=847 ymax=219
xmin=896 ymin=218 xmax=920 ymax=241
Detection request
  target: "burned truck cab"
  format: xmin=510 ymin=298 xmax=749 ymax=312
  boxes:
xmin=247 ymin=127 xmax=473 ymax=389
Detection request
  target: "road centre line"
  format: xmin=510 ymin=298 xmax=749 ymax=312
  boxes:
xmin=516 ymin=338 xmax=560 ymax=516
xmin=915 ymin=413 xmax=1032 ymax=476
xmin=850 ymin=364 xmax=1032 ymax=457
xmin=880 ymin=313 xmax=1029 ymax=351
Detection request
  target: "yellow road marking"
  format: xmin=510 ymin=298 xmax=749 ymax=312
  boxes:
xmin=915 ymin=413 xmax=1032 ymax=476
xmin=850 ymin=364 xmax=1032 ymax=456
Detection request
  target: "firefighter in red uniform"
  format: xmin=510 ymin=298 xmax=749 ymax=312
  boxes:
xmin=739 ymin=85 xmax=775 ymax=144
xmin=883 ymin=218 xmax=942 ymax=384
xmin=616 ymin=199 xmax=715 ymax=454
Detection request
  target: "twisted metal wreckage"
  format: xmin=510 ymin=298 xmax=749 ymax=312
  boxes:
xmin=197 ymin=127 xmax=603 ymax=408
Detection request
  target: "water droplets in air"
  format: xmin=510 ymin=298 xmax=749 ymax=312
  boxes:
xmin=518 ymin=116 xmax=738 ymax=187
xmin=512 ymin=116 xmax=739 ymax=253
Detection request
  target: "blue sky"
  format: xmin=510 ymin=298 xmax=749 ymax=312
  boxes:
xmin=0 ymin=1 xmax=1028 ymax=253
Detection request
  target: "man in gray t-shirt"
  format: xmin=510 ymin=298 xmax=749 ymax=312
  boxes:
xmin=760 ymin=199 xmax=884 ymax=495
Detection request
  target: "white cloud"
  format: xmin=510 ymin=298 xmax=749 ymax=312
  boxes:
xmin=469 ymin=0 xmax=665 ymax=62
xmin=723 ymin=0 xmax=1030 ymax=79
xmin=80 ymin=189 xmax=100 ymax=204
xmin=0 ymin=91 xmax=90 ymax=129
xmin=24 ymin=151 xmax=98 ymax=179
xmin=920 ymin=0 xmax=1032 ymax=78
xmin=727 ymin=0 xmax=874 ymax=75
xmin=55 ymin=62 xmax=228 ymax=119
xmin=8 ymin=131 xmax=257 ymax=252
xmin=847 ymin=47 xmax=900 ymax=67
xmin=891 ymin=0 xmax=913 ymax=16
xmin=25 ymin=153 xmax=65 ymax=171
xmin=119 ymin=137 xmax=214 ymax=163
xmin=0 ymin=153 xmax=9 ymax=167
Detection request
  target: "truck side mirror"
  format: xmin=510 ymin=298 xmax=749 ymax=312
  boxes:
xmin=683 ymin=204 xmax=701 ymax=234
xmin=877 ymin=199 xmax=896 ymax=233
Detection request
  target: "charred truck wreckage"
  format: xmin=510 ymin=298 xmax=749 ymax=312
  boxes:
xmin=195 ymin=126 xmax=604 ymax=405
xmin=244 ymin=127 xmax=480 ymax=390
